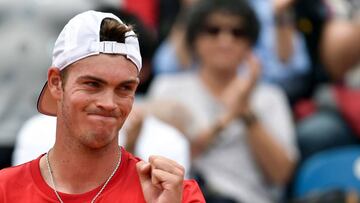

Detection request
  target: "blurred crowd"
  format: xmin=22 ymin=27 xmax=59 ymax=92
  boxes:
xmin=0 ymin=0 xmax=359 ymax=202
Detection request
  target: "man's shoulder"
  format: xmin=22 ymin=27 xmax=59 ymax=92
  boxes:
xmin=182 ymin=179 xmax=206 ymax=202
xmin=0 ymin=162 xmax=32 ymax=184
xmin=0 ymin=162 xmax=28 ymax=175
xmin=121 ymin=147 xmax=142 ymax=166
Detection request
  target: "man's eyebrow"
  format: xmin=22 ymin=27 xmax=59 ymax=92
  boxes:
xmin=77 ymin=75 xmax=139 ymax=85
xmin=119 ymin=78 xmax=140 ymax=85
xmin=77 ymin=75 xmax=107 ymax=84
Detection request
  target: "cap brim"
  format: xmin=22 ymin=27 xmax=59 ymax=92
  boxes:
xmin=37 ymin=82 xmax=57 ymax=116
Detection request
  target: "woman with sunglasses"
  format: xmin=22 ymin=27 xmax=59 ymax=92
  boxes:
xmin=148 ymin=0 xmax=298 ymax=202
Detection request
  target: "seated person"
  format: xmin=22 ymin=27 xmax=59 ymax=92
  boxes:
xmin=148 ymin=0 xmax=299 ymax=202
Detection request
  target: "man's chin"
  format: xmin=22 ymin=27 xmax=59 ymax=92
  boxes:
xmin=84 ymin=131 xmax=118 ymax=149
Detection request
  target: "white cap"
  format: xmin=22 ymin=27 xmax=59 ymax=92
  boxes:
xmin=37 ymin=10 xmax=142 ymax=116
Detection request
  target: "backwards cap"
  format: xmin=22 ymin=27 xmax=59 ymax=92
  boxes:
xmin=37 ymin=10 xmax=142 ymax=116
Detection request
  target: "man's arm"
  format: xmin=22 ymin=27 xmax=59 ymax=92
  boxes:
xmin=274 ymin=0 xmax=296 ymax=63
xmin=191 ymin=54 xmax=297 ymax=185
xmin=243 ymin=109 xmax=296 ymax=184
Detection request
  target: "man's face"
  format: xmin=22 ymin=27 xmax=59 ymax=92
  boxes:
xmin=57 ymin=54 xmax=139 ymax=149
xmin=195 ymin=12 xmax=251 ymax=71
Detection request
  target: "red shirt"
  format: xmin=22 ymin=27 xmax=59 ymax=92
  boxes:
xmin=0 ymin=148 xmax=205 ymax=202
xmin=334 ymin=86 xmax=360 ymax=137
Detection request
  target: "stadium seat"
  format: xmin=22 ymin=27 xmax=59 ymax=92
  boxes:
xmin=293 ymin=146 xmax=360 ymax=198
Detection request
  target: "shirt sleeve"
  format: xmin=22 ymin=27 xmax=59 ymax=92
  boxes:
xmin=253 ymin=85 xmax=299 ymax=161
xmin=182 ymin=180 xmax=206 ymax=203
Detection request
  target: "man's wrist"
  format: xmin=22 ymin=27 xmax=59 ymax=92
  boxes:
xmin=242 ymin=110 xmax=258 ymax=127
xmin=211 ymin=119 xmax=225 ymax=135
xmin=213 ymin=113 xmax=233 ymax=133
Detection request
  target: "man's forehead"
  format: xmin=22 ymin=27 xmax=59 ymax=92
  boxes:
xmin=66 ymin=54 xmax=138 ymax=73
xmin=205 ymin=12 xmax=244 ymax=26
xmin=60 ymin=56 xmax=138 ymax=85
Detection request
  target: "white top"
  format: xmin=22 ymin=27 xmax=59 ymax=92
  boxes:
xmin=148 ymin=72 xmax=299 ymax=203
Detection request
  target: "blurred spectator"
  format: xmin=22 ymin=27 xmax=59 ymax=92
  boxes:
xmin=296 ymin=17 xmax=360 ymax=160
xmin=292 ymin=0 xmax=360 ymax=93
xmin=0 ymin=1 xmax=55 ymax=169
xmin=152 ymin=0 xmax=311 ymax=105
xmin=320 ymin=20 xmax=360 ymax=82
xmin=152 ymin=2 xmax=196 ymax=75
xmin=325 ymin=0 xmax=360 ymax=20
xmin=148 ymin=0 xmax=299 ymax=202
xmin=122 ymin=0 xmax=158 ymax=32
xmin=250 ymin=0 xmax=310 ymax=104
xmin=293 ymin=0 xmax=329 ymax=95
xmin=122 ymin=0 xmax=193 ymax=43
xmin=11 ymin=114 xmax=56 ymax=165
xmin=156 ymin=0 xmax=200 ymax=43
xmin=289 ymin=4 xmax=360 ymax=200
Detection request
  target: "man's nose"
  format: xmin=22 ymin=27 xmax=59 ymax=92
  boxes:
xmin=217 ymin=31 xmax=236 ymax=45
xmin=95 ymin=91 xmax=117 ymax=111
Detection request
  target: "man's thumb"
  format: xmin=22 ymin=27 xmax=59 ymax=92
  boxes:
xmin=136 ymin=161 xmax=151 ymax=183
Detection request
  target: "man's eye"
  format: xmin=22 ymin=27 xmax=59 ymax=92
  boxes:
xmin=85 ymin=81 xmax=99 ymax=88
xmin=117 ymin=85 xmax=136 ymax=94
xmin=121 ymin=85 xmax=133 ymax=91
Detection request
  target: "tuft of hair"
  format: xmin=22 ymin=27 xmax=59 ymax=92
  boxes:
xmin=185 ymin=0 xmax=260 ymax=49
xmin=100 ymin=18 xmax=135 ymax=43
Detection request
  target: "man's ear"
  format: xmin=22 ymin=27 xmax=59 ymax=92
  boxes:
xmin=47 ymin=67 xmax=63 ymax=100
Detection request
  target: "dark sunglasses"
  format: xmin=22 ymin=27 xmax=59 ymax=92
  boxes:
xmin=202 ymin=25 xmax=247 ymax=38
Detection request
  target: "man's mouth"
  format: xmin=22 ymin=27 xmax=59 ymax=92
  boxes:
xmin=87 ymin=113 xmax=118 ymax=123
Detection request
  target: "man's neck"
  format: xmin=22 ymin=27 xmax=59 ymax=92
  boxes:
xmin=39 ymin=141 xmax=120 ymax=194
xmin=199 ymin=65 xmax=237 ymax=98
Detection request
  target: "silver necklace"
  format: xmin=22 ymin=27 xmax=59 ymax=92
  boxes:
xmin=45 ymin=148 xmax=121 ymax=203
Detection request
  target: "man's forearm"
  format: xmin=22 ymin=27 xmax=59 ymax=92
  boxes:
xmin=244 ymin=112 xmax=295 ymax=185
